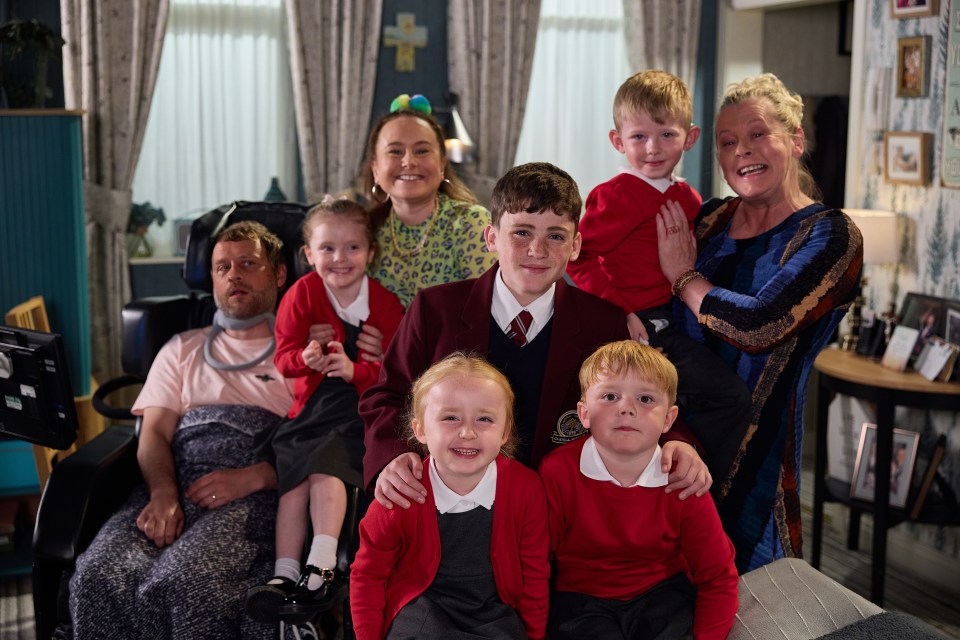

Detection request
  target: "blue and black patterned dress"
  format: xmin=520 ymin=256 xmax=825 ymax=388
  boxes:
xmin=677 ymin=197 xmax=862 ymax=573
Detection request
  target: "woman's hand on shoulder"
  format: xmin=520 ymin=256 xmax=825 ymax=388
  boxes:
xmin=374 ymin=452 xmax=427 ymax=510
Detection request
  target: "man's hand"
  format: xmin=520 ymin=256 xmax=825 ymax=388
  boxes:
xmin=321 ymin=341 xmax=354 ymax=381
xmin=374 ymin=452 xmax=427 ymax=509
xmin=357 ymin=323 xmax=385 ymax=362
xmin=185 ymin=464 xmax=273 ymax=509
xmin=661 ymin=441 xmax=712 ymax=499
xmin=136 ymin=489 xmax=184 ymax=548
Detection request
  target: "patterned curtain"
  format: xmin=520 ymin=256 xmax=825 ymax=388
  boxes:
xmin=61 ymin=0 xmax=169 ymax=383
xmin=447 ymin=0 xmax=541 ymax=180
xmin=285 ymin=0 xmax=383 ymax=202
xmin=621 ymin=0 xmax=700 ymax=92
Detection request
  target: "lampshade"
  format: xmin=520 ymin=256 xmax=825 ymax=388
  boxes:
xmin=444 ymin=105 xmax=475 ymax=164
xmin=846 ymin=209 xmax=898 ymax=264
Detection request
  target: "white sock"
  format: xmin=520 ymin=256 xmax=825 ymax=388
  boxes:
xmin=273 ymin=557 xmax=300 ymax=583
xmin=305 ymin=534 xmax=338 ymax=589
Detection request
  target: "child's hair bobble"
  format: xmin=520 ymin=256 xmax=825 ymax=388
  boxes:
xmin=389 ymin=93 xmax=432 ymax=115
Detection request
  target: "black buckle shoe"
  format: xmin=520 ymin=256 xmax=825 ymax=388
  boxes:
xmin=278 ymin=566 xmax=347 ymax=624
xmin=243 ymin=576 xmax=297 ymax=625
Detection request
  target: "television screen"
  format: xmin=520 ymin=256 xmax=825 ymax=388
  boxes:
xmin=0 ymin=325 xmax=79 ymax=450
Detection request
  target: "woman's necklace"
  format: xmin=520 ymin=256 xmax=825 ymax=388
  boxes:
xmin=389 ymin=205 xmax=438 ymax=257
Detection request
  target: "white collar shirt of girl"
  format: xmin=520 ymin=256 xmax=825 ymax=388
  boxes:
xmin=429 ymin=457 xmax=497 ymax=514
xmin=490 ymin=269 xmax=555 ymax=344
xmin=579 ymin=437 xmax=668 ymax=488
xmin=324 ymin=274 xmax=371 ymax=327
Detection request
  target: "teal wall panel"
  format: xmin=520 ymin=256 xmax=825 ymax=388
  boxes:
xmin=0 ymin=112 xmax=90 ymax=395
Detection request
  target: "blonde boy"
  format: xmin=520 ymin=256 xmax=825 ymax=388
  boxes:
xmin=567 ymin=71 xmax=751 ymax=487
xmin=539 ymin=341 xmax=739 ymax=640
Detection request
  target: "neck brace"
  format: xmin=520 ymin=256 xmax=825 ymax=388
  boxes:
xmin=203 ymin=310 xmax=276 ymax=371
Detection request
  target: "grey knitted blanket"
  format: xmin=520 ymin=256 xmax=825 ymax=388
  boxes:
xmin=69 ymin=405 xmax=282 ymax=640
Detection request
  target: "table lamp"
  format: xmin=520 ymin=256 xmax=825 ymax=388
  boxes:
xmin=842 ymin=209 xmax=899 ymax=351
xmin=441 ymin=92 xmax=475 ymax=164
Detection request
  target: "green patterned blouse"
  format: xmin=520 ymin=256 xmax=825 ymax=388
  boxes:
xmin=369 ymin=193 xmax=497 ymax=307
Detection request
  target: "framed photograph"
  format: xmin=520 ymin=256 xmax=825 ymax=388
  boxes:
xmin=890 ymin=0 xmax=938 ymax=19
xmin=896 ymin=36 xmax=928 ymax=97
xmin=884 ymin=131 xmax=931 ymax=185
xmin=946 ymin=305 xmax=960 ymax=345
xmin=850 ymin=423 xmax=920 ymax=509
xmin=900 ymin=292 xmax=946 ymax=362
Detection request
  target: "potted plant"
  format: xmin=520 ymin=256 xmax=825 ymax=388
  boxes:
xmin=0 ymin=18 xmax=65 ymax=108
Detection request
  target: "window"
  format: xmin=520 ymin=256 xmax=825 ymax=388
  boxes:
xmin=513 ymin=0 xmax=632 ymax=198
xmin=133 ymin=0 xmax=297 ymax=256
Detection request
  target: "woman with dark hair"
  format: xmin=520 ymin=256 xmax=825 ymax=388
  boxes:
xmin=362 ymin=94 xmax=497 ymax=307
xmin=657 ymin=73 xmax=863 ymax=573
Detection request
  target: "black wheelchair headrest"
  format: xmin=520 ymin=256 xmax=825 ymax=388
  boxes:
xmin=182 ymin=201 xmax=310 ymax=296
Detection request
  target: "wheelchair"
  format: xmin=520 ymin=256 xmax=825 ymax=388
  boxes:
xmin=32 ymin=201 xmax=363 ymax=640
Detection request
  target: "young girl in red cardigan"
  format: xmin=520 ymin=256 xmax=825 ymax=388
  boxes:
xmin=350 ymin=353 xmax=550 ymax=639
xmin=244 ymin=199 xmax=404 ymax=624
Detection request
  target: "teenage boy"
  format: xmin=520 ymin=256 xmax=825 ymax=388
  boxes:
xmin=360 ymin=162 xmax=711 ymax=509
xmin=539 ymin=341 xmax=738 ymax=640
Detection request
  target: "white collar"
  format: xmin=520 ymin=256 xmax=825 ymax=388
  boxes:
xmin=324 ymin=275 xmax=370 ymax=327
xmin=579 ymin=437 xmax=668 ymax=488
xmin=430 ymin=457 xmax=498 ymax=513
xmin=618 ymin=166 xmax=682 ymax=194
xmin=490 ymin=267 xmax=555 ymax=344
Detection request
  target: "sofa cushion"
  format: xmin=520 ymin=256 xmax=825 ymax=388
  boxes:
xmin=729 ymin=558 xmax=883 ymax=640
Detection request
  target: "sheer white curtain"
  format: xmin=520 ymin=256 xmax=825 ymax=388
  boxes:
xmin=133 ymin=0 xmax=297 ymax=256
xmin=513 ymin=0 xmax=631 ymax=198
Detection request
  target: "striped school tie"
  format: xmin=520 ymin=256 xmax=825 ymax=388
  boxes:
xmin=506 ymin=309 xmax=533 ymax=347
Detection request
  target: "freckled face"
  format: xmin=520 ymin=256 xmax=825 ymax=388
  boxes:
xmin=484 ymin=210 xmax=582 ymax=307
xmin=715 ymin=98 xmax=804 ymax=206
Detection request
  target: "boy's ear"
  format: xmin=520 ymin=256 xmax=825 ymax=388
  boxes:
xmin=662 ymin=405 xmax=679 ymax=434
xmin=609 ymin=129 xmax=625 ymax=154
xmin=569 ymin=231 xmax=583 ymax=262
xmin=483 ymin=223 xmax=498 ymax=252
xmin=411 ymin=418 xmax=428 ymax=445
xmin=576 ymin=401 xmax=591 ymax=430
xmin=683 ymin=125 xmax=701 ymax=152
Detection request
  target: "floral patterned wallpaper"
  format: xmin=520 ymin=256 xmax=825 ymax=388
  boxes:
xmin=852 ymin=0 xmax=960 ymax=556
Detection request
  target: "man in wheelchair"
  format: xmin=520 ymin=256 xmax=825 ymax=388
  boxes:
xmin=67 ymin=221 xmax=294 ymax=639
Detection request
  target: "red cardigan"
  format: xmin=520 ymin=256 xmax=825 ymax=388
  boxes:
xmin=274 ymin=272 xmax=404 ymax=418
xmin=539 ymin=438 xmax=739 ymax=640
xmin=568 ymin=173 xmax=701 ymax=313
xmin=350 ymin=456 xmax=550 ymax=640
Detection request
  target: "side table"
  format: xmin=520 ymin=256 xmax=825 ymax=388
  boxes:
xmin=811 ymin=347 xmax=960 ymax=605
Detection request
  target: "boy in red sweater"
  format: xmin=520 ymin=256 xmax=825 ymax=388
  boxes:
xmin=566 ymin=70 xmax=751 ymax=488
xmin=539 ymin=340 xmax=738 ymax=639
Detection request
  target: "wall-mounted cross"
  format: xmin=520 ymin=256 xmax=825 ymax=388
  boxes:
xmin=383 ymin=13 xmax=428 ymax=72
